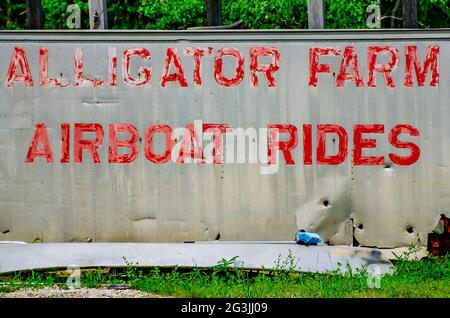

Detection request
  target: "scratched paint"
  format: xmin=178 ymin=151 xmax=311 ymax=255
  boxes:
xmin=0 ymin=30 xmax=448 ymax=247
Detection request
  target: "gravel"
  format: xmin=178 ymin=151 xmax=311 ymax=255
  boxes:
xmin=0 ymin=287 xmax=165 ymax=298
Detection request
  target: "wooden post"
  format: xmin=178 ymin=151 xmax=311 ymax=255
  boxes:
xmin=207 ymin=0 xmax=222 ymax=26
xmin=88 ymin=0 xmax=108 ymax=29
xmin=402 ymin=0 xmax=418 ymax=28
xmin=26 ymin=0 xmax=43 ymax=29
xmin=307 ymin=0 xmax=325 ymax=29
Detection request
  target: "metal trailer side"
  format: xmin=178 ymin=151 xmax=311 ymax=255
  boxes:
xmin=0 ymin=30 xmax=449 ymax=247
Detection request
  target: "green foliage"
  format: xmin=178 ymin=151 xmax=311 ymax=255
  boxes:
xmin=108 ymin=0 xmax=144 ymax=29
xmin=223 ymin=0 xmax=308 ymax=29
xmin=381 ymin=0 xmax=450 ymax=28
xmin=0 ymin=0 xmax=448 ymax=30
xmin=42 ymin=0 xmax=72 ymax=29
xmin=138 ymin=0 xmax=206 ymax=29
xmin=325 ymin=0 xmax=380 ymax=29
xmin=418 ymin=0 xmax=450 ymax=28
xmin=0 ymin=1 xmax=26 ymax=30
xmin=41 ymin=0 xmax=89 ymax=29
xmin=1 ymin=251 xmax=449 ymax=298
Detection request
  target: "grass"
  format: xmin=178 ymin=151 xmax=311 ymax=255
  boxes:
xmin=0 ymin=248 xmax=449 ymax=298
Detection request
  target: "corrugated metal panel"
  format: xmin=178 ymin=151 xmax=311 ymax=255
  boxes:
xmin=0 ymin=30 xmax=449 ymax=247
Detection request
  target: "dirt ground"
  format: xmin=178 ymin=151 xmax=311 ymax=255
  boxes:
xmin=0 ymin=287 xmax=165 ymax=298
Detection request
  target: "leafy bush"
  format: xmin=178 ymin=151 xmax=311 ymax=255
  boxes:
xmin=108 ymin=0 xmax=144 ymax=29
xmin=223 ymin=0 xmax=308 ymax=29
xmin=418 ymin=0 xmax=450 ymax=28
xmin=325 ymin=0 xmax=380 ymax=29
xmin=0 ymin=0 xmax=449 ymax=30
xmin=138 ymin=0 xmax=207 ymax=29
xmin=0 ymin=1 xmax=26 ymax=29
xmin=42 ymin=0 xmax=89 ymax=29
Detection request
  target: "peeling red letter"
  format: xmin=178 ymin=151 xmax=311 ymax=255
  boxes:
xmin=214 ymin=48 xmax=244 ymax=87
xmin=108 ymin=123 xmax=139 ymax=163
xmin=74 ymin=123 xmax=104 ymax=163
xmin=268 ymin=124 xmax=298 ymax=164
xmin=26 ymin=123 xmax=54 ymax=163
xmin=250 ymin=47 xmax=280 ymax=87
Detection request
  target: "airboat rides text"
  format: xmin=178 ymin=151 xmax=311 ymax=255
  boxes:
xmin=5 ymin=44 xmax=438 ymax=169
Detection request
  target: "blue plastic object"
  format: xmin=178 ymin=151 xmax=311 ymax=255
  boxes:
xmin=295 ymin=231 xmax=323 ymax=245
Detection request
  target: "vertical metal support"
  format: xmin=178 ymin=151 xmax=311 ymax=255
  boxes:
xmin=402 ymin=0 xmax=418 ymax=28
xmin=207 ymin=0 xmax=222 ymax=26
xmin=26 ymin=0 xmax=43 ymax=29
xmin=307 ymin=0 xmax=325 ymax=29
xmin=89 ymin=0 xmax=108 ymax=29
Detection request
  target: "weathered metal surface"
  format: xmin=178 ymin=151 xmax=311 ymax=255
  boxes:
xmin=0 ymin=30 xmax=449 ymax=247
xmin=0 ymin=243 xmax=393 ymax=275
